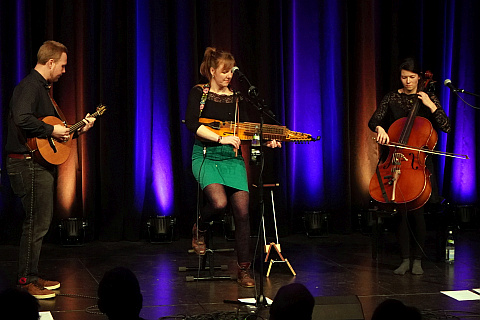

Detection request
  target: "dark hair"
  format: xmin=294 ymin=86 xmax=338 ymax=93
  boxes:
xmin=98 ymin=267 xmax=143 ymax=319
xmin=199 ymin=47 xmax=235 ymax=81
xmin=398 ymin=57 xmax=427 ymax=91
xmin=399 ymin=57 xmax=422 ymax=75
xmin=0 ymin=287 xmax=40 ymax=320
xmin=371 ymin=299 xmax=422 ymax=320
xmin=269 ymin=283 xmax=315 ymax=320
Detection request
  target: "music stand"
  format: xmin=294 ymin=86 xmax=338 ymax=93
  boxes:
xmin=254 ymin=183 xmax=296 ymax=277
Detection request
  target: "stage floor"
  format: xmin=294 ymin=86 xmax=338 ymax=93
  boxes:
xmin=1 ymin=228 xmax=480 ymax=320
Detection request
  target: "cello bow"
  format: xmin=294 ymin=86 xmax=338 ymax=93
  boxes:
xmin=372 ymin=138 xmax=469 ymax=160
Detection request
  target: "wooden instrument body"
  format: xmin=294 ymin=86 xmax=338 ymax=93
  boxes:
xmin=27 ymin=116 xmax=73 ymax=166
xmin=199 ymin=117 xmax=317 ymax=142
xmin=369 ymin=116 xmax=438 ymax=211
xmin=26 ymin=105 xmax=107 ymax=166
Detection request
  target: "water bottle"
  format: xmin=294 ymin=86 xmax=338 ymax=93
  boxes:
xmin=250 ymin=132 xmax=261 ymax=165
xmin=445 ymin=228 xmax=455 ymax=263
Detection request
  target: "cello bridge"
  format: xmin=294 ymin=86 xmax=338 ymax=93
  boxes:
xmin=393 ymin=153 xmax=408 ymax=163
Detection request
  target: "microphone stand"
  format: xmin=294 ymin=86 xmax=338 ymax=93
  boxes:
xmin=252 ymin=93 xmax=268 ymax=308
xmin=449 ymin=87 xmax=480 ymax=110
xmin=454 ymin=88 xmax=480 ymax=98
xmin=224 ymin=76 xmax=276 ymax=311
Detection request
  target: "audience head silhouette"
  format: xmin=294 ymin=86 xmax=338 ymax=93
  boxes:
xmin=0 ymin=287 xmax=40 ymax=320
xmin=371 ymin=298 xmax=422 ymax=320
xmin=269 ymin=283 xmax=315 ymax=320
xmin=98 ymin=267 xmax=144 ymax=320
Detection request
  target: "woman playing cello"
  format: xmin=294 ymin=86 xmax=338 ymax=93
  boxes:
xmin=368 ymin=58 xmax=451 ymax=275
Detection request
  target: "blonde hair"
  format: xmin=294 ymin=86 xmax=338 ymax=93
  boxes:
xmin=37 ymin=40 xmax=68 ymax=65
xmin=199 ymin=47 xmax=235 ymax=81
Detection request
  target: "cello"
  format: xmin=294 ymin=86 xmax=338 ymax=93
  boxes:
xmin=369 ymin=71 xmax=438 ymax=211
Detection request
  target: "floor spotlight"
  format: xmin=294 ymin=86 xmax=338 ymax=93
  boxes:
xmin=59 ymin=218 xmax=87 ymax=246
xmin=303 ymin=211 xmax=329 ymax=237
xmin=147 ymin=216 xmax=175 ymax=243
xmin=457 ymin=205 xmax=478 ymax=230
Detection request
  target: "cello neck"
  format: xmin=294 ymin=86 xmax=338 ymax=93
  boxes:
xmin=398 ymin=70 xmax=435 ymax=144
xmin=398 ymin=94 xmax=420 ymax=144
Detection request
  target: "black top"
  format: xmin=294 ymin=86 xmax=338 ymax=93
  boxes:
xmin=5 ymin=69 xmax=57 ymax=154
xmin=368 ymin=90 xmax=452 ymax=203
xmin=185 ymin=85 xmax=249 ymax=134
xmin=368 ymin=91 xmax=451 ymax=134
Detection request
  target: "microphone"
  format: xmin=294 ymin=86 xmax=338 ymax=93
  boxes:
xmin=231 ymin=66 xmax=242 ymax=77
xmin=444 ymin=79 xmax=463 ymax=93
xmin=231 ymin=66 xmax=258 ymax=97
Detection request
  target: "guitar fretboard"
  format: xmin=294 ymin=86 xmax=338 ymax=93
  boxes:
xmin=68 ymin=107 xmax=106 ymax=133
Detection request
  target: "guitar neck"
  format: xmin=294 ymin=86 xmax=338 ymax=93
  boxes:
xmin=68 ymin=110 xmax=102 ymax=134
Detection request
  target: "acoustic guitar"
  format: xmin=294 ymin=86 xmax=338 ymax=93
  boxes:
xmin=27 ymin=105 xmax=107 ymax=166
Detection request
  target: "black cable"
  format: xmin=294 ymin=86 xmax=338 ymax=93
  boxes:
xmin=25 ymin=159 xmax=36 ymax=284
xmin=421 ymin=309 xmax=480 ymax=319
xmin=193 ymin=145 xmax=208 ymax=313
xmin=54 ymin=293 xmax=102 ymax=315
xmin=454 ymin=91 xmax=480 ymax=110
xmin=159 ymin=311 xmax=264 ymax=320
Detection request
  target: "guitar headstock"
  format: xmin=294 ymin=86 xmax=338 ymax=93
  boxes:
xmin=96 ymin=104 xmax=107 ymax=116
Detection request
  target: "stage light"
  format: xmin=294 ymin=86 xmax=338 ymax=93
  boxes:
xmin=457 ymin=205 xmax=478 ymax=230
xmin=59 ymin=218 xmax=87 ymax=246
xmin=146 ymin=216 xmax=175 ymax=243
xmin=303 ymin=211 xmax=329 ymax=237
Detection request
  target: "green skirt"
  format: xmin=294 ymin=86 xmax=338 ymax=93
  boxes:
xmin=192 ymin=140 xmax=249 ymax=192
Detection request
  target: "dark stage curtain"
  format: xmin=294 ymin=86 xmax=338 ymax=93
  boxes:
xmin=1 ymin=0 xmax=479 ymax=242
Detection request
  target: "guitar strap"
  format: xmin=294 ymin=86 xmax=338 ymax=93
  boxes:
xmin=47 ymin=88 xmax=67 ymax=123
xmin=199 ymin=83 xmax=210 ymax=117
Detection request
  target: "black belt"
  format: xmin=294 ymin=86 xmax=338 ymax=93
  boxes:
xmin=7 ymin=153 xmax=32 ymax=160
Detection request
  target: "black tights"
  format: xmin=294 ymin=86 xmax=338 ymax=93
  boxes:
xmin=396 ymin=207 xmax=426 ymax=260
xmin=199 ymin=184 xmax=251 ymax=263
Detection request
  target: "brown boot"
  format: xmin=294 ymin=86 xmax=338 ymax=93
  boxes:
xmin=192 ymin=223 xmax=206 ymax=255
xmin=237 ymin=262 xmax=255 ymax=288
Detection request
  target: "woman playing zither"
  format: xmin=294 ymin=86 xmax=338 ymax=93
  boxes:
xmin=184 ymin=47 xmax=281 ymax=287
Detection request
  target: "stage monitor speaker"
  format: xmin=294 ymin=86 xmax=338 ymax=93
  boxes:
xmin=312 ymin=295 xmax=364 ymax=320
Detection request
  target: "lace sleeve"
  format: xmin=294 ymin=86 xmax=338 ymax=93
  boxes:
xmin=430 ymin=94 xmax=452 ymax=133
xmin=184 ymin=86 xmax=203 ymax=133
xmin=368 ymin=93 xmax=391 ymax=132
